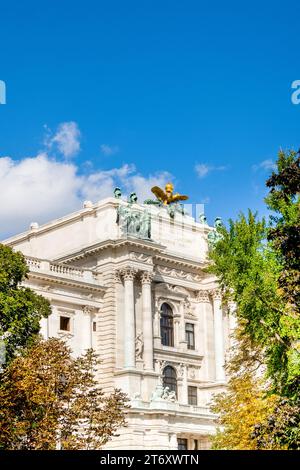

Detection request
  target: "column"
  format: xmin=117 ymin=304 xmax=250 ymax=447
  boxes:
xmin=179 ymin=364 xmax=188 ymax=404
xmin=179 ymin=301 xmax=187 ymax=349
xmin=174 ymin=318 xmax=180 ymax=348
xmin=228 ymin=301 xmax=238 ymax=349
xmin=141 ymin=271 xmax=154 ymax=371
xmin=197 ymin=290 xmax=212 ymax=381
xmin=121 ymin=267 xmax=137 ymax=369
xmin=211 ymin=289 xmax=225 ymax=382
xmin=82 ymin=306 xmax=93 ymax=351
xmin=40 ymin=317 xmax=49 ymax=340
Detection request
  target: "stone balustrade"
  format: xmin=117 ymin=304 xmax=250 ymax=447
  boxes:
xmin=131 ymin=398 xmax=214 ymax=417
xmin=25 ymin=256 xmax=101 ymax=285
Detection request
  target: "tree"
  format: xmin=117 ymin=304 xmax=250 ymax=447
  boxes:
xmin=0 ymin=338 xmax=130 ymax=449
xmin=211 ymin=371 xmax=278 ymax=450
xmin=208 ymin=150 xmax=300 ymax=449
xmin=265 ymin=150 xmax=300 ymax=397
xmin=207 ymin=210 xmax=286 ymax=387
xmin=0 ymin=244 xmax=51 ymax=366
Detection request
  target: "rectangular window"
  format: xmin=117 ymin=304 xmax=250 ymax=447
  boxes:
xmin=188 ymin=386 xmax=198 ymax=406
xmin=60 ymin=316 xmax=70 ymax=332
xmin=185 ymin=323 xmax=195 ymax=350
xmin=93 ymin=321 xmax=97 ymax=332
xmin=177 ymin=438 xmax=188 ymax=450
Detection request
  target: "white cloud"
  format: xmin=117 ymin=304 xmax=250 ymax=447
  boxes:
xmin=47 ymin=122 xmax=81 ymax=158
xmin=195 ymin=163 xmax=227 ymax=179
xmin=100 ymin=144 xmax=119 ymax=156
xmin=0 ymin=154 xmax=172 ymax=239
xmin=252 ymin=159 xmax=276 ymax=172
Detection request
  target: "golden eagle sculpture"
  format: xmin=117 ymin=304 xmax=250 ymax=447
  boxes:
xmin=151 ymin=183 xmax=189 ymax=205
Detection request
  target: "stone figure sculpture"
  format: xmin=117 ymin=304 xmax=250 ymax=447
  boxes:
xmin=207 ymin=217 xmax=224 ymax=247
xmin=150 ymin=384 xmax=177 ymax=403
xmin=128 ymin=192 xmax=138 ymax=204
xmin=135 ymin=330 xmax=144 ymax=360
xmin=114 ymin=187 xmax=122 ymax=199
xmin=199 ymin=213 xmax=208 ymax=225
xmin=116 ymin=203 xmax=151 ymax=240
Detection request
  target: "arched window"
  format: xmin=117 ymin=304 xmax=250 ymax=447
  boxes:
xmin=160 ymin=303 xmax=174 ymax=346
xmin=163 ymin=366 xmax=177 ymax=395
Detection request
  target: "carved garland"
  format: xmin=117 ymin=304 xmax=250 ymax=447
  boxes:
xmin=155 ymin=265 xmax=202 ymax=282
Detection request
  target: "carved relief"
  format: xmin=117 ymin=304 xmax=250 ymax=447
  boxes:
xmin=177 ymin=363 xmax=185 ymax=378
xmin=140 ymin=271 xmax=154 ymax=284
xmin=113 ymin=270 xmax=122 ymax=283
xmin=155 ymin=265 xmax=202 ymax=283
xmin=182 ymin=297 xmax=196 ymax=317
xmin=130 ymin=252 xmax=153 ymax=265
xmin=150 ymin=384 xmax=176 ymax=403
xmin=196 ymin=290 xmax=211 ymax=303
xmin=210 ymin=289 xmax=222 ymax=301
xmin=188 ymin=366 xmax=196 ymax=379
xmin=120 ymin=267 xmax=137 ymax=281
xmin=82 ymin=305 xmax=93 ymax=315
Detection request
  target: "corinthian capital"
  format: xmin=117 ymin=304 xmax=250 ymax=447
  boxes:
xmin=210 ymin=289 xmax=222 ymax=301
xmin=196 ymin=290 xmax=210 ymax=303
xmin=114 ymin=270 xmax=122 ymax=283
xmin=121 ymin=266 xmax=137 ymax=281
xmin=141 ymin=271 xmax=154 ymax=285
xmin=82 ymin=305 xmax=94 ymax=315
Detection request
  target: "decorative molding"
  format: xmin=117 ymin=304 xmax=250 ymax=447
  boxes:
xmin=82 ymin=305 xmax=94 ymax=315
xmin=120 ymin=266 xmax=137 ymax=281
xmin=57 ymin=331 xmax=74 ymax=340
xmin=155 ymin=265 xmax=202 ymax=283
xmin=141 ymin=271 xmax=154 ymax=284
xmin=179 ymin=297 xmax=196 ymax=319
xmin=129 ymin=252 xmax=153 ymax=265
xmin=196 ymin=290 xmax=211 ymax=303
xmin=27 ymin=271 xmax=106 ymax=294
xmin=113 ymin=270 xmax=122 ymax=283
xmin=210 ymin=289 xmax=222 ymax=301
xmin=177 ymin=363 xmax=185 ymax=378
xmin=188 ymin=366 xmax=197 ymax=379
xmin=155 ymin=359 xmax=167 ymax=376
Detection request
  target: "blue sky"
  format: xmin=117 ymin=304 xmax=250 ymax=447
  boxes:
xmin=0 ymin=0 xmax=299 ymax=238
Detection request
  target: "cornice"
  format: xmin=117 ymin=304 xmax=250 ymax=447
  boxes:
xmin=2 ymin=198 xmax=119 ymax=246
xmin=53 ymin=237 xmax=166 ymax=263
xmin=27 ymin=271 xmax=106 ymax=294
xmin=154 ymin=348 xmax=203 ymax=363
xmin=154 ymin=253 xmax=207 ymax=270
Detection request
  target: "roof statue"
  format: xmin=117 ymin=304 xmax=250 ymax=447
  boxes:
xmin=115 ymin=187 xmax=151 ymax=240
xmin=207 ymin=217 xmax=224 ymax=247
xmin=199 ymin=213 xmax=208 ymax=225
xmin=151 ymin=183 xmax=189 ymax=205
xmin=144 ymin=182 xmax=189 ymax=218
xmin=114 ymin=187 xmax=122 ymax=199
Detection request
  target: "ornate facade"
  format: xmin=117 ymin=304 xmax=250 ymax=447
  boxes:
xmin=4 ymin=196 xmax=234 ymax=450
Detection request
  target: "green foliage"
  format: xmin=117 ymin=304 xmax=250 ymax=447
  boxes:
xmin=252 ymin=398 xmax=300 ymax=450
xmin=0 ymin=244 xmax=51 ymax=364
xmin=207 ymin=211 xmax=286 ymax=386
xmin=208 ymin=149 xmax=300 ymax=449
xmin=266 ymin=149 xmax=300 ymax=309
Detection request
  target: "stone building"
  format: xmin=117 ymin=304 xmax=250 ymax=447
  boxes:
xmin=3 ymin=193 xmax=235 ymax=450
